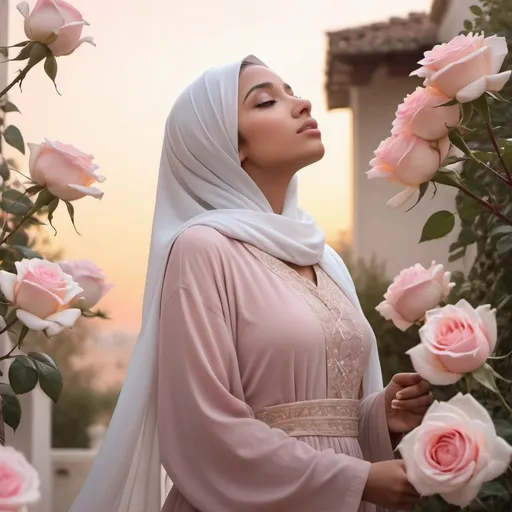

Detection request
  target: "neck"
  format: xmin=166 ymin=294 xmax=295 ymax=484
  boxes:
xmin=243 ymin=166 xmax=295 ymax=214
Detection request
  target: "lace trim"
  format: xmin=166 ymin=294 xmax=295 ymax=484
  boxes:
xmin=254 ymin=399 xmax=359 ymax=437
xmin=244 ymin=244 xmax=366 ymax=401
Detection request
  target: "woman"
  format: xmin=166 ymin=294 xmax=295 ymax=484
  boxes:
xmin=70 ymin=56 xmax=432 ymax=512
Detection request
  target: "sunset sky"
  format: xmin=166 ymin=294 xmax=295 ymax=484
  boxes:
xmin=5 ymin=0 xmax=431 ymax=333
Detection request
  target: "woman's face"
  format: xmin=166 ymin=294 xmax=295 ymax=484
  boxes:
xmin=237 ymin=65 xmax=325 ymax=174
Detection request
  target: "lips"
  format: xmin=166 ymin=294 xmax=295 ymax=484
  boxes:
xmin=297 ymin=118 xmax=319 ymax=133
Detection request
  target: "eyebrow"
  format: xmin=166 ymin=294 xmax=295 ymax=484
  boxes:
xmin=243 ymin=82 xmax=293 ymax=103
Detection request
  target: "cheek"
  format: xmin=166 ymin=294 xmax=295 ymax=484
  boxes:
xmin=243 ymin=114 xmax=291 ymax=148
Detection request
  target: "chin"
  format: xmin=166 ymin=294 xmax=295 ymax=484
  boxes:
xmin=299 ymin=141 xmax=325 ymax=167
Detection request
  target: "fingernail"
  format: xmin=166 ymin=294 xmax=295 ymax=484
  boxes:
xmin=396 ymin=392 xmax=404 ymax=400
xmin=392 ymin=400 xmax=400 ymax=409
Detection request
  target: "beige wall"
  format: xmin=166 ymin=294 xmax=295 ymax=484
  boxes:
xmin=350 ymin=72 xmax=460 ymax=277
xmin=438 ymin=0 xmax=475 ymax=42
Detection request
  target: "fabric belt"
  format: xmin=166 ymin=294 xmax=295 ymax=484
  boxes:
xmin=254 ymin=398 xmax=359 ymax=437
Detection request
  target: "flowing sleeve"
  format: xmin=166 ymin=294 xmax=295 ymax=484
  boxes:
xmin=358 ymin=391 xmax=395 ymax=463
xmin=157 ymin=228 xmax=371 ymax=512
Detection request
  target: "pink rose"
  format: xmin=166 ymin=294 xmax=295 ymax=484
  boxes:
xmin=16 ymin=0 xmax=95 ymax=57
xmin=0 ymin=446 xmax=40 ymax=510
xmin=367 ymin=133 xmax=450 ymax=207
xmin=411 ymin=33 xmax=511 ymax=103
xmin=391 ymin=87 xmax=460 ymax=140
xmin=407 ymin=299 xmax=497 ymax=385
xmin=58 ymin=260 xmax=113 ymax=310
xmin=376 ymin=261 xmax=454 ymax=331
xmin=28 ymin=139 xmax=105 ymax=202
xmin=0 ymin=258 xmax=83 ymax=336
xmin=398 ymin=393 xmax=512 ymax=507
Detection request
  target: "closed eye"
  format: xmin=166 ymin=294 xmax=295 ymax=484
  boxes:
xmin=255 ymin=100 xmax=277 ymax=108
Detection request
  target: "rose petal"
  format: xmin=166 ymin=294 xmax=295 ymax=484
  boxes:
xmin=16 ymin=309 xmax=51 ymax=331
xmin=475 ymin=304 xmax=497 ymax=351
xmin=386 ymin=186 xmax=417 ymax=208
xmin=483 ymin=435 xmax=512 ymax=481
xmin=0 ymin=271 xmax=17 ymax=303
xmin=45 ymin=321 xmax=65 ymax=336
xmin=486 ymin=70 xmax=512 ymax=92
xmin=66 ymin=184 xmax=104 ymax=199
xmin=440 ymin=480 xmax=481 ymax=508
xmin=407 ymin=343 xmax=463 ymax=385
xmin=45 ymin=308 xmax=81 ymax=328
xmin=16 ymin=1 xmax=30 ymax=19
xmin=27 ymin=143 xmax=43 ymax=183
xmin=483 ymin=35 xmax=509 ymax=74
xmin=455 ymin=77 xmax=487 ymax=103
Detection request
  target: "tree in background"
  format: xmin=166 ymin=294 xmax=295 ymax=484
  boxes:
xmin=25 ymin=320 xmax=120 ymax=448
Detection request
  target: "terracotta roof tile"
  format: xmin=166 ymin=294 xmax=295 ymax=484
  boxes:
xmin=325 ymin=12 xmax=439 ymax=109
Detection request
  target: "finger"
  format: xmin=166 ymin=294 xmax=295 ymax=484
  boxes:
xmin=392 ymin=394 xmax=434 ymax=410
xmin=396 ymin=380 xmax=431 ymax=400
xmin=392 ymin=372 xmax=423 ymax=388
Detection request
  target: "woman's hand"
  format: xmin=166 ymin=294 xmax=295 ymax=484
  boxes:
xmin=385 ymin=373 xmax=433 ymax=434
xmin=362 ymin=460 xmax=421 ymax=510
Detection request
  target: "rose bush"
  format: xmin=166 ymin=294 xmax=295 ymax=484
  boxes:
xmin=367 ymin=134 xmax=450 ymax=207
xmin=0 ymin=259 xmax=83 ymax=336
xmin=398 ymin=393 xmax=512 ymax=507
xmin=391 ymin=86 xmax=460 ymax=140
xmin=375 ymin=261 xmax=454 ymax=331
xmin=411 ymin=33 xmax=511 ymax=103
xmin=16 ymin=0 xmax=94 ymax=57
xmin=28 ymin=139 xmax=104 ymax=201
xmin=58 ymin=260 xmax=113 ymax=310
xmin=0 ymin=446 xmax=40 ymax=511
xmin=406 ymin=300 xmax=496 ymax=385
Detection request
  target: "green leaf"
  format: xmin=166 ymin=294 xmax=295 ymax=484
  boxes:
xmin=8 ymin=355 xmax=38 ymax=394
xmin=28 ymin=352 xmax=62 ymax=403
xmin=0 ymin=160 xmax=9 ymax=182
xmin=12 ymin=245 xmax=42 ymax=259
xmin=448 ymin=248 xmax=466 ymax=262
xmin=431 ymin=167 xmax=461 ymax=188
xmin=47 ymin=198 xmax=59 ymax=235
xmin=9 ymin=42 xmax=35 ymax=62
xmin=448 ymin=129 xmax=472 ymax=157
xmin=65 ymin=201 xmax=81 ymax=235
xmin=463 ymin=19 xmax=473 ymax=31
xmin=25 ymin=185 xmax=43 ymax=196
xmin=472 ymin=94 xmax=491 ymax=123
xmin=471 ymin=363 xmax=500 ymax=393
xmin=494 ymin=419 xmax=512 ymax=443
xmin=44 ymin=55 xmax=59 ymax=93
xmin=34 ymin=188 xmax=56 ymax=209
xmin=490 ymin=224 xmax=512 ymax=237
xmin=469 ymin=5 xmax=483 ymax=15
xmin=478 ymin=481 xmax=509 ymax=501
xmin=420 ymin=210 xmax=455 ymax=243
xmin=1 ymin=189 xmax=33 ymax=215
xmin=3 ymin=101 xmax=20 ymax=114
xmin=0 ymin=383 xmax=21 ymax=431
xmin=496 ymin=234 xmax=512 ymax=255
xmin=458 ymin=227 xmax=476 ymax=245
xmin=27 ymin=42 xmax=49 ymax=69
xmin=405 ymin=182 xmax=429 ymax=212
xmin=435 ymin=98 xmax=459 ymax=107
xmin=3 ymin=125 xmax=25 ymax=154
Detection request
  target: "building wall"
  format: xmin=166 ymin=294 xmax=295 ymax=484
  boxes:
xmin=438 ymin=0 xmax=475 ymax=42
xmin=351 ymin=71 xmax=460 ymax=278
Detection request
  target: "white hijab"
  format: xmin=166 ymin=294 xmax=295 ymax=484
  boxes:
xmin=69 ymin=55 xmax=383 ymax=512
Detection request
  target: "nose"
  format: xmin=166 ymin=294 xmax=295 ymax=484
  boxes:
xmin=292 ymin=97 xmax=312 ymax=118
